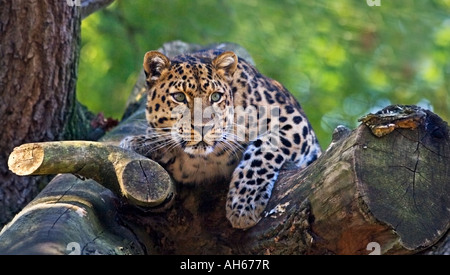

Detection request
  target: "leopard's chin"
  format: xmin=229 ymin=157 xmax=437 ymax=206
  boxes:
xmin=183 ymin=141 xmax=214 ymax=156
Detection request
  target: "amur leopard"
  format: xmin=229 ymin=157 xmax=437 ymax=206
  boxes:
xmin=120 ymin=49 xmax=321 ymax=229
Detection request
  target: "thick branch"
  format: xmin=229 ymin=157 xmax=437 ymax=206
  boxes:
xmin=80 ymin=0 xmax=115 ymax=19
xmin=8 ymin=141 xmax=175 ymax=208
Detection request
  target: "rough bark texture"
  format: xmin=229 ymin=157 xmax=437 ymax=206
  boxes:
xmin=0 ymin=0 xmax=82 ymax=227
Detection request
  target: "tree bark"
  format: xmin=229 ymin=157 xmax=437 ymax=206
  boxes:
xmin=0 ymin=0 xmax=116 ymax=228
xmin=0 ymin=0 xmax=82 ymax=226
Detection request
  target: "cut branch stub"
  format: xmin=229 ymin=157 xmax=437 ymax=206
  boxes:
xmin=8 ymin=141 xmax=175 ymax=208
xmin=356 ymin=107 xmax=450 ymax=250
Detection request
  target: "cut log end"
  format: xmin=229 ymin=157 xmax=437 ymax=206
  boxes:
xmin=8 ymin=143 xmax=45 ymax=176
xmin=120 ymin=159 xmax=175 ymax=208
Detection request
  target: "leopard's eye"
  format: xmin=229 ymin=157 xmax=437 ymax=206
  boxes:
xmin=210 ymin=92 xmax=223 ymax=103
xmin=172 ymin=92 xmax=186 ymax=102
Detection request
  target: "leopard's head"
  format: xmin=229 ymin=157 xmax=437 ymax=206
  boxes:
xmin=143 ymin=50 xmax=239 ymax=156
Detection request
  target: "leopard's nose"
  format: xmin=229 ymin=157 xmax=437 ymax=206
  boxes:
xmin=192 ymin=124 xmax=214 ymax=139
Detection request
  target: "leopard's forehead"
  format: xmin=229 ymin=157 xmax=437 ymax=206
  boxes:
xmin=160 ymin=58 xmax=225 ymax=96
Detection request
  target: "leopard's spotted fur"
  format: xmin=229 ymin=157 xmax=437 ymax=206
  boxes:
xmin=120 ymin=49 xmax=321 ymax=229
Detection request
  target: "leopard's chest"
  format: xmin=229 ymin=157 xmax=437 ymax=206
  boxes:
xmin=160 ymin=149 xmax=242 ymax=185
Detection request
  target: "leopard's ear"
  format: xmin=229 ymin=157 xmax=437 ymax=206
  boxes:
xmin=212 ymin=51 xmax=238 ymax=77
xmin=143 ymin=51 xmax=171 ymax=85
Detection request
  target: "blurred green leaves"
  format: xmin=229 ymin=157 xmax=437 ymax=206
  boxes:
xmin=77 ymin=0 xmax=450 ymax=148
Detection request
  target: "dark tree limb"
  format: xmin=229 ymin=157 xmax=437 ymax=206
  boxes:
xmin=0 ymin=174 xmax=147 ymax=255
xmin=80 ymin=0 xmax=115 ymax=19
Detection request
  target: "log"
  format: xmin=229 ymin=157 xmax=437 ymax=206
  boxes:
xmin=0 ymin=174 xmax=147 ymax=255
xmin=7 ymin=141 xmax=175 ymax=208
xmin=0 ymin=42 xmax=449 ymax=255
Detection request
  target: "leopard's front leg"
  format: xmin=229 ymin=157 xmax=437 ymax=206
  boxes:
xmin=225 ymin=135 xmax=288 ymax=229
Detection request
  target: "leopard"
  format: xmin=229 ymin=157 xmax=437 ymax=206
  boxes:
xmin=120 ymin=49 xmax=321 ymax=229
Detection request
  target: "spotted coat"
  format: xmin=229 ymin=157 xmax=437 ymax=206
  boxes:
xmin=120 ymin=49 xmax=321 ymax=229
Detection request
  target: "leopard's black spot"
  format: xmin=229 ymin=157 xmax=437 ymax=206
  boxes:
xmin=302 ymin=126 xmax=309 ymax=139
xmin=301 ymin=142 xmax=308 ymax=154
xmin=257 ymin=168 xmax=268 ymax=175
xmin=293 ymin=116 xmax=303 ymax=124
xmin=246 ymin=170 xmax=254 ymax=179
xmin=293 ymin=133 xmax=301 ymax=145
xmin=234 ymin=181 xmax=240 ymax=188
xmin=290 ymin=152 xmax=297 ymax=161
xmin=240 ymin=71 xmax=248 ymax=80
xmin=247 ymin=179 xmax=255 ymax=185
xmin=158 ymin=117 xmax=168 ymax=124
xmin=264 ymin=90 xmax=275 ymax=104
xmin=280 ymin=136 xmax=292 ymax=148
xmin=274 ymin=155 xmax=284 ymax=164
xmin=254 ymin=90 xmax=262 ymax=101
xmin=251 ymin=159 xmax=263 ymax=167
xmin=264 ymin=153 xmax=274 ymax=161
xmin=239 ymin=171 xmax=244 ymax=179
xmin=285 ymin=105 xmax=295 ymax=114
xmin=275 ymin=92 xmax=286 ymax=104
xmin=253 ymin=139 xmax=263 ymax=147
xmin=281 ymin=125 xmax=292 ymax=131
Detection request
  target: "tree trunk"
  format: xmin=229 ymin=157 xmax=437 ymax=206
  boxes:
xmin=0 ymin=0 xmax=81 ymax=226
xmin=0 ymin=0 xmax=114 ymax=228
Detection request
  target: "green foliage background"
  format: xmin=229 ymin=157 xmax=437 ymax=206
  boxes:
xmin=77 ymin=0 xmax=450 ymax=148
